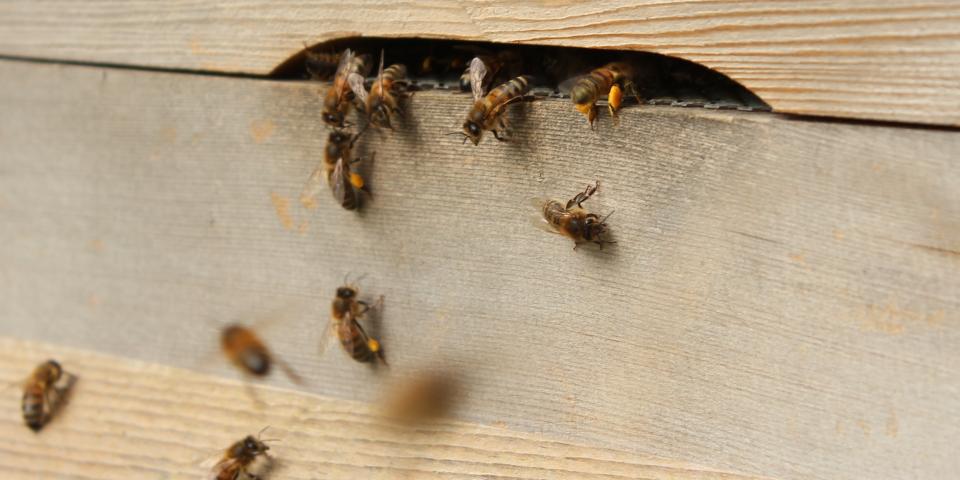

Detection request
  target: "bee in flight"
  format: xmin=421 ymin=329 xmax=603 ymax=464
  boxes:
xmin=532 ymin=181 xmax=614 ymax=250
xmin=352 ymin=50 xmax=409 ymax=130
xmin=21 ymin=359 xmax=76 ymax=432
xmin=451 ymin=57 xmax=532 ymax=146
xmin=569 ymin=62 xmax=640 ymax=127
xmin=321 ymin=280 xmax=386 ymax=365
xmin=382 ymin=371 xmax=458 ymax=425
xmin=300 ymin=128 xmax=369 ymax=211
xmin=322 ymin=48 xmax=371 ymax=127
xmin=206 ymin=427 xmax=275 ymax=480
xmin=220 ymin=323 xmax=303 ymax=401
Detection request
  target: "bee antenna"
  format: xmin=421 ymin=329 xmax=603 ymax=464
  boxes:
xmin=600 ymin=210 xmax=615 ymax=223
xmin=258 ymin=425 xmax=271 ymax=439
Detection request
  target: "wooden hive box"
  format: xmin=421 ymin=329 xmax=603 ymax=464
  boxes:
xmin=0 ymin=2 xmax=957 ymax=479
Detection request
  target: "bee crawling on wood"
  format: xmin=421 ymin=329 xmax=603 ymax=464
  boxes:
xmin=206 ymin=427 xmax=276 ymax=480
xmin=569 ymin=62 xmax=641 ymax=127
xmin=321 ymin=279 xmax=387 ymax=365
xmin=322 ymin=48 xmax=372 ymax=128
xmin=449 ymin=57 xmax=533 ymax=146
xmin=532 ymin=181 xmax=614 ymax=250
xmin=352 ymin=50 xmax=410 ymax=130
xmin=300 ymin=128 xmax=370 ymax=211
xmin=21 ymin=359 xmax=76 ymax=432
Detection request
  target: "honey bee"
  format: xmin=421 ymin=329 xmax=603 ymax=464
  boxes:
xmin=220 ymin=324 xmax=302 ymax=385
xmin=451 ymin=57 xmax=532 ymax=145
xmin=570 ymin=62 xmax=640 ymax=127
xmin=303 ymin=46 xmax=341 ymax=81
xmin=382 ymin=372 xmax=458 ymax=425
xmin=353 ymin=50 xmax=409 ymax=130
xmin=533 ymin=181 xmax=614 ymax=250
xmin=21 ymin=359 xmax=75 ymax=432
xmin=300 ymin=128 xmax=364 ymax=210
xmin=321 ymin=282 xmax=386 ymax=365
xmin=328 ymin=152 xmax=371 ymax=211
xmin=323 ymin=48 xmax=371 ymax=127
xmin=207 ymin=428 xmax=274 ymax=480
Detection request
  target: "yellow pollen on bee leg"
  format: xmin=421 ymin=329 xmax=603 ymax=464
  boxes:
xmin=608 ymin=84 xmax=623 ymax=114
xmin=367 ymin=339 xmax=381 ymax=352
xmin=574 ymin=103 xmax=593 ymax=115
xmin=349 ymin=173 xmax=365 ymax=189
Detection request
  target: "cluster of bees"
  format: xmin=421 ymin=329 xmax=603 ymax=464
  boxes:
xmin=19 ymin=275 xmax=390 ymax=478
xmin=15 ymin=44 xmax=644 ymax=480
xmin=304 ymin=45 xmax=619 ymax=248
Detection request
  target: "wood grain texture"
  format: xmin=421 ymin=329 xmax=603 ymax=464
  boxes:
xmin=0 ymin=1 xmax=959 ymax=126
xmin=0 ymin=59 xmax=958 ymax=479
xmin=0 ymin=337 xmax=769 ymax=480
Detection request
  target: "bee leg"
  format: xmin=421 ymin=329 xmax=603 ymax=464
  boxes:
xmin=492 ymin=129 xmax=507 ymax=142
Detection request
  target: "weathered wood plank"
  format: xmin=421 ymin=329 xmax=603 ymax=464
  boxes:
xmin=0 ymin=337 xmax=768 ymax=480
xmin=0 ymin=60 xmax=958 ymax=479
xmin=0 ymin=1 xmax=959 ymax=125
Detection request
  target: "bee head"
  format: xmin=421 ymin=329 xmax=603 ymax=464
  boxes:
xmin=583 ymin=213 xmax=611 ymax=241
xmin=42 ymin=359 xmax=63 ymax=381
xmin=240 ymin=435 xmax=269 ymax=456
xmin=336 ymin=286 xmax=357 ymax=299
xmin=462 ymin=121 xmax=482 ymax=146
xmin=323 ymin=111 xmax=344 ymax=127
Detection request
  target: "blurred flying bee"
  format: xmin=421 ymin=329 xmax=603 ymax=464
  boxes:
xmin=322 ymin=48 xmax=371 ymax=127
xmin=220 ymin=324 xmax=303 ymax=398
xmin=303 ymin=45 xmax=341 ymax=81
xmin=569 ymin=62 xmax=640 ymax=127
xmin=353 ymin=50 xmax=409 ymax=130
xmin=207 ymin=428 xmax=274 ymax=480
xmin=451 ymin=57 xmax=532 ymax=146
xmin=21 ymin=359 xmax=75 ymax=432
xmin=532 ymin=181 xmax=614 ymax=250
xmin=300 ymin=128 xmax=365 ymax=210
xmin=321 ymin=281 xmax=386 ymax=365
xmin=382 ymin=372 xmax=458 ymax=425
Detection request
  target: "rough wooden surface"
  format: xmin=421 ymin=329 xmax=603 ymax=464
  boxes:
xmin=0 ymin=337 xmax=769 ymax=480
xmin=0 ymin=59 xmax=958 ymax=480
xmin=1 ymin=1 xmax=959 ymax=126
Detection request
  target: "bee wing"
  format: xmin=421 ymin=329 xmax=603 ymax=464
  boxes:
xmin=347 ymin=72 xmax=368 ymax=104
xmin=299 ymin=161 xmax=327 ymax=210
xmin=528 ymin=196 xmax=550 ymax=210
xmin=205 ymin=457 xmax=239 ymax=480
xmin=377 ymin=49 xmax=386 ymax=96
xmin=469 ymin=56 xmax=487 ymax=102
xmin=528 ymin=197 xmax=559 ymax=235
xmin=333 ymin=48 xmax=355 ymax=83
xmin=558 ymin=74 xmax=587 ymax=96
xmin=330 ymin=157 xmax=351 ymax=206
xmin=198 ymin=449 xmax=231 ymax=471
xmin=529 ymin=214 xmax=559 ymax=235
xmin=317 ymin=316 xmax=334 ymax=356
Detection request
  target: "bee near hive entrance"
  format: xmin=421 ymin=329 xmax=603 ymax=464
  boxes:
xmin=273 ymin=37 xmax=770 ymax=119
